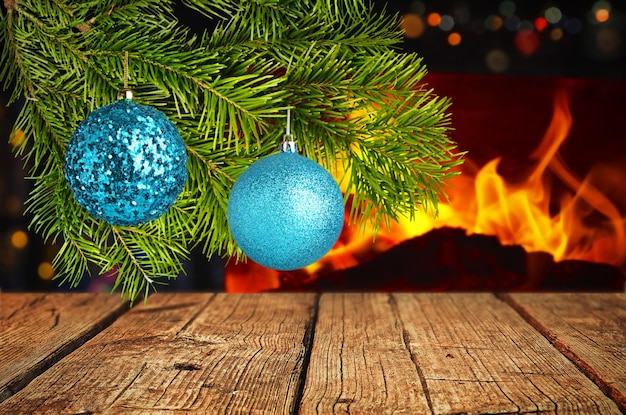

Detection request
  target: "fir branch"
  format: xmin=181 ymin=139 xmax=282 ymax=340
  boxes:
xmin=1 ymin=0 xmax=464 ymax=299
xmin=178 ymin=0 xmax=233 ymax=20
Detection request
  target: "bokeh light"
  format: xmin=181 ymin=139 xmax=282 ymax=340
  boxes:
xmin=427 ymin=12 xmax=441 ymax=27
xmin=534 ymin=16 xmax=548 ymax=31
xmin=9 ymin=129 xmax=25 ymax=148
xmin=595 ymin=8 xmax=610 ymax=23
xmin=596 ymin=27 xmax=621 ymax=55
xmin=515 ymin=29 xmax=540 ymax=55
xmin=401 ymin=13 xmax=425 ymax=38
xmin=505 ymin=15 xmax=521 ymax=31
xmin=485 ymin=14 xmax=504 ymax=31
xmin=452 ymin=2 xmax=470 ymax=24
xmin=38 ymin=262 xmax=55 ymax=280
xmin=592 ymin=1 xmax=612 ymax=14
xmin=565 ymin=18 xmax=583 ymax=34
xmin=439 ymin=14 xmax=455 ymax=31
xmin=485 ymin=49 xmax=510 ymax=73
xmin=408 ymin=0 xmax=426 ymax=15
xmin=4 ymin=195 xmax=23 ymax=216
xmin=520 ymin=20 xmax=534 ymax=31
xmin=498 ymin=0 xmax=516 ymax=17
xmin=10 ymin=230 xmax=28 ymax=249
xmin=550 ymin=27 xmax=564 ymax=41
xmin=447 ymin=32 xmax=462 ymax=46
xmin=545 ymin=7 xmax=563 ymax=24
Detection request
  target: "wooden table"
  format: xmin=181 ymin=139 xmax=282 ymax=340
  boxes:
xmin=1 ymin=293 xmax=624 ymax=414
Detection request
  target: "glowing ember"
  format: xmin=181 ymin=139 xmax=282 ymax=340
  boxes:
xmin=225 ymin=85 xmax=626 ymax=293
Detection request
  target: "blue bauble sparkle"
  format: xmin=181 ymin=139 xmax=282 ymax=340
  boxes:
xmin=64 ymin=99 xmax=188 ymax=226
xmin=227 ymin=146 xmax=344 ymax=271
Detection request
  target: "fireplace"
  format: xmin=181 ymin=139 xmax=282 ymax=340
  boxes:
xmin=225 ymin=72 xmax=626 ymax=293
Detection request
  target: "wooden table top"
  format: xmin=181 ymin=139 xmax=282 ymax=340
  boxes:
xmin=0 ymin=292 xmax=624 ymax=414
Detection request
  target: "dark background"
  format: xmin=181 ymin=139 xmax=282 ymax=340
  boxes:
xmin=381 ymin=0 xmax=625 ymax=79
xmin=1 ymin=0 xmax=624 ymax=292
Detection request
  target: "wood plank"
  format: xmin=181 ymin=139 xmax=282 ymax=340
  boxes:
xmin=0 ymin=293 xmax=129 ymax=403
xmin=503 ymin=293 xmax=626 ymax=412
xmin=0 ymin=293 xmax=317 ymax=415
xmin=299 ymin=293 xmax=432 ymax=414
xmin=392 ymin=293 xmax=622 ymax=415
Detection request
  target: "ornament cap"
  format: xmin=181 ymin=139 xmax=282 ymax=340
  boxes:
xmin=280 ymin=139 xmax=297 ymax=154
xmin=117 ymin=89 xmax=134 ymax=101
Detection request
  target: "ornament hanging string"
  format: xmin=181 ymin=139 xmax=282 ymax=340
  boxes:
xmin=124 ymin=51 xmax=129 ymax=90
xmin=118 ymin=51 xmax=133 ymax=100
xmin=281 ymin=108 xmax=296 ymax=154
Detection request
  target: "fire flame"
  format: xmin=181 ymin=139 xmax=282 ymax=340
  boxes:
xmin=225 ymin=88 xmax=626 ymax=292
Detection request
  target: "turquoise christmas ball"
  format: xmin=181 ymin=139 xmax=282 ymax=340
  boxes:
xmin=64 ymin=100 xmax=188 ymax=226
xmin=227 ymin=149 xmax=344 ymax=270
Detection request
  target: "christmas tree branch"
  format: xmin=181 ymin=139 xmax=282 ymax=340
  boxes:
xmin=1 ymin=0 xmax=464 ymax=301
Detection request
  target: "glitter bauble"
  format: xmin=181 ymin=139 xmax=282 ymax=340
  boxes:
xmin=64 ymin=100 xmax=188 ymax=226
xmin=227 ymin=147 xmax=344 ymax=271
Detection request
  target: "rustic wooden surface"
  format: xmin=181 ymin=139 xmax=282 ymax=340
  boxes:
xmin=0 ymin=293 xmax=624 ymax=414
xmin=0 ymin=293 xmax=128 ymax=403
xmin=0 ymin=293 xmax=317 ymax=415
xmin=393 ymin=293 xmax=622 ymax=415
xmin=505 ymin=293 xmax=626 ymax=410
xmin=299 ymin=293 xmax=431 ymax=414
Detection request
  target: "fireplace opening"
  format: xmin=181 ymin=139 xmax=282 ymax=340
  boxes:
xmin=225 ymin=73 xmax=626 ymax=293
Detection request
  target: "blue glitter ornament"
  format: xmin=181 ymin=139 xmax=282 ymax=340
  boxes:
xmin=64 ymin=98 xmax=188 ymax=226
xmin=227 ymin=142 xmax=344 ymax=270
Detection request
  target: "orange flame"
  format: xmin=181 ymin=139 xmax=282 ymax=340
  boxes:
xmin=225 ymin=88 xmax=626 ymax=292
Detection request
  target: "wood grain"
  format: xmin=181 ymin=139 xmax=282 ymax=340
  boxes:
xmin=393 ymin=293 xmax=622 ymax=415
xmin=0 ymin=293 xmax=128 ymax=403
xmin=0 ymin=293 xmax=317 ymax=415
xmin=504 ymin=293 xmax=626 ymax=412
xmin=299 ymin=293 xmax=431 ymax=414
xmin=1 ymin=293 xmax=623 ymax=414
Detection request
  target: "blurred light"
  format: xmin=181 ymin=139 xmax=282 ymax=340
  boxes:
xmin=520 ymin=20 xmax=534 ymax=31
xmin=452 ymin=2 xmax=471 ymax=24
xmin=11 ymin=230 xmax=28 ymax=249
xmin=448 ymin=32 xmax=462 ymax=46
xmin=515 ymin=29 xmax=540 ymax=55
xmin=38 ymin=262 xmax=55 ymax=280
xmin=545 ymin=7 xmax=563 ymax=24
xmin=595 ymin=8 xmax=610 ymax=23
xmin=9 ymin=130 xmax=25 ymax=148
xmin=592 ymin=1 xmax=612 ymax=13
xmin=485 ymin=49 xmax=510 ymax=73
xmin=427 ymin=13 xmax=441 ymax=27
xmin=485 ymin=15 xmax=504 ymax=31
xmin=409 ymin=1 xmax=426 ymax=15
xmin=505 ymin=15 xmax=521 ymax=31
xmin=565 ymin=18 xmax=583 ymax=34
xmin=4 ymin=195 xmax=23 ymax=216
xmin=596 ymin=27 xmax=621 ymax=55
xmin=439 ymin=14 xmax=455 ymax=31
xmin=401 ymin=13 xmax=425 ymax=38
xmin=550 ymin=27 xmax=564 ymax=41
xmin=499 ymin=0 xmax=516 ymax=17
xmin=534 ymin=16 xmax=548 ymax=31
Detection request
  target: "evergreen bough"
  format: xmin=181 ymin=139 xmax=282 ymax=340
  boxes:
xmin=0 ymin=0 xmax=463 ymax=302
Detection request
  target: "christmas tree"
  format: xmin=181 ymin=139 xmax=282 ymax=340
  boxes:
xmin=0 ymin=0 xmax=463 ymax=302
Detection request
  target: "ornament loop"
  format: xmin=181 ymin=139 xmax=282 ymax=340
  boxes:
xmin=117 ymin=51 xmax=133 ymax=101
xmin=281 ymin=140 xmax=297 ymax=153
xmin=117 ymin=89 xmax=134 ymax=101
xmin=280 ymin=108 xmax=297 ymax=153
